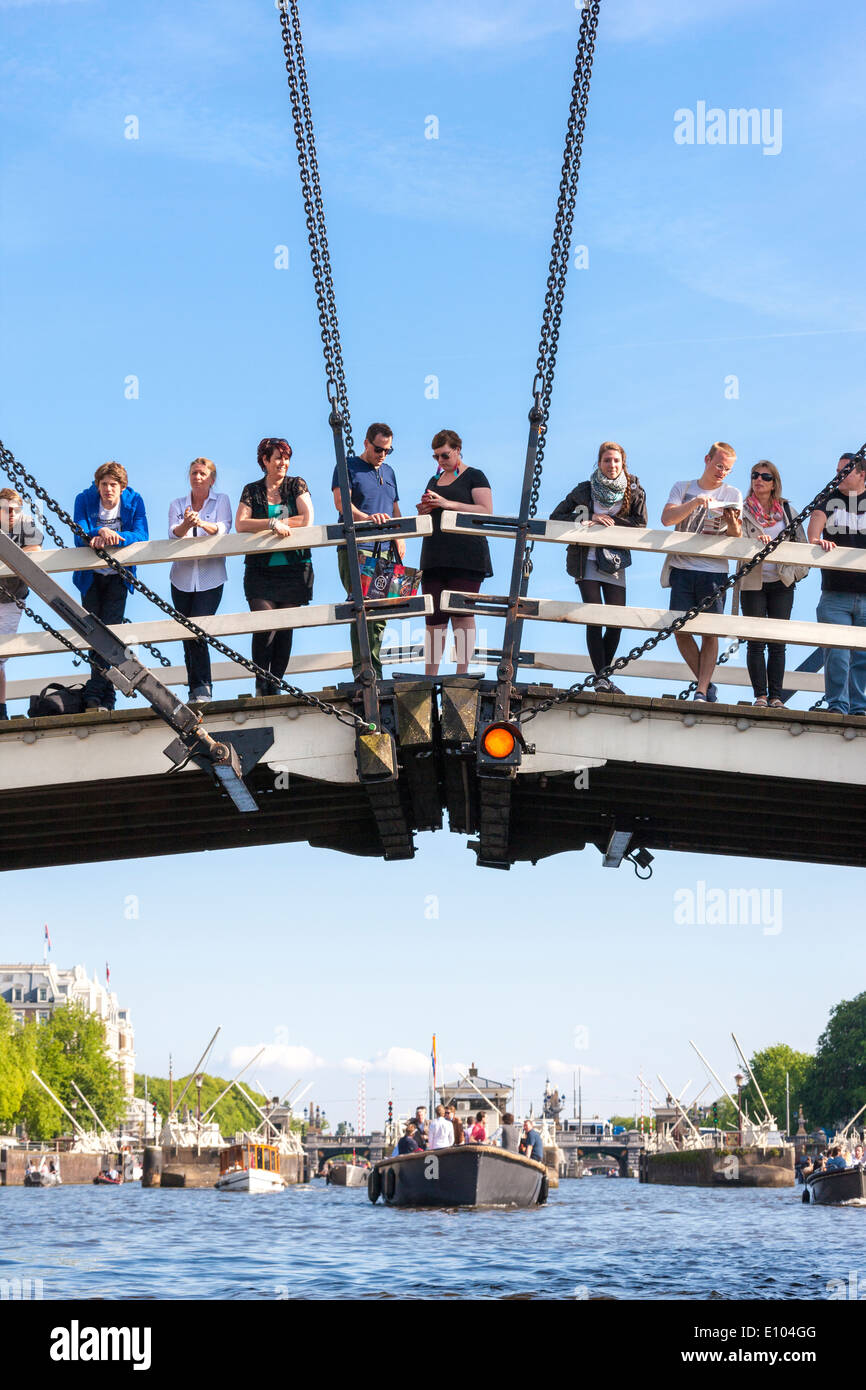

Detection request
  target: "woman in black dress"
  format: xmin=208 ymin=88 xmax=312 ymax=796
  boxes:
xmin=235 ymin=437 xmax=314 ymax=695
xmin=417 ymin=429 xmax=493 ymax=675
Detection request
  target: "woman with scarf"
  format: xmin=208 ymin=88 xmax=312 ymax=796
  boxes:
xmin=734 ymin=460 xmax=808 ymax=707
xmin=550 ymin=442 xmax=647 ymax=692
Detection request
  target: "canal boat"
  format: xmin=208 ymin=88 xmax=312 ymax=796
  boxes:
xmin=326 ymin=1161 xmax=369 ymax=1188
xmin=368 ymin=1144 xmax=548 ymax=1209
xmin=804 ymin=1165 xmax=866 ymax=1205
xmin=216 ymin=1140 xmax=285 ymax=1193
xmin=24 ymin=1163 xmax=62 ymax=1187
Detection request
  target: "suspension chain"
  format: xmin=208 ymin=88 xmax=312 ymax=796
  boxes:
xmin=527 ymin=0 xmax=601 ymax=538
xmin=277 ymin=0 xmax=354 ymax=455
xmin=0 ymin=441 xmax=372 ymax=730
xmin=520 ymin=448 xmax=866 ymax=724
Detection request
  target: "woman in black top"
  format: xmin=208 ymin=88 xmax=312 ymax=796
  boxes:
xmin=235 ymin=437 xmax=314 ymax=696
xmin=550 ymin=441 xmax=647 ymax=693
xmin=417 ymin=429 xmax=493 ymax=675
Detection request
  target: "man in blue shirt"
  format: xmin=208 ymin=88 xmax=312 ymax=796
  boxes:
xmin=331 ymin=423 xmax=404 ymax=679
xmin=519 ymin=1119 xmax=545 ymax=1164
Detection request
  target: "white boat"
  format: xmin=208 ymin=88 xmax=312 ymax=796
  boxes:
xmin=215 ymin=1140 xmax=286 ymax=1193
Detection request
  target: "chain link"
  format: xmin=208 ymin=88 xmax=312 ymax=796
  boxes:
xmin=277 ymin=0 xmax=354 ymax=455
xmin=0 ymin=440 xmax=373 ymax=731
xmin=520 ymin=449 xmax=866 ymax=724
xmin=525 ymin=0 xmax=601 ymax=573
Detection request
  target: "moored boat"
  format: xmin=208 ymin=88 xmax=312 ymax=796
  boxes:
xmin=216 ymin=1140 xmax=285 ymax=1193
xmin=804 ymin=1165 xmax=866 ymax=1205
xmin=326 ymin=1162 xmax=369 ymax=1188
xmin=368 ymin=1144 xmax=547 ymax=1209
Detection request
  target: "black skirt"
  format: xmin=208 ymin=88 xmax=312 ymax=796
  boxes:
xmin=243 ymin=562 xmax=313 ymax=606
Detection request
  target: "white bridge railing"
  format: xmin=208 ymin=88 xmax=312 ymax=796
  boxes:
xmin=1 ymin=516 xmax=862 ymax=706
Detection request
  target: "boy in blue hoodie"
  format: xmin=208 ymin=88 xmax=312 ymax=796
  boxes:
xmin=73 ymin=461 xmax=148 ymax=710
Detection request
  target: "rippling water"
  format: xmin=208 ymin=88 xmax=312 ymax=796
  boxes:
xmin=2 ymin=1178 xmax=863 ymax=1300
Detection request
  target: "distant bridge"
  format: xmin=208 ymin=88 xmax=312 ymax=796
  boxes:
xmin=2 ymin=523 xmax=865 ymax=872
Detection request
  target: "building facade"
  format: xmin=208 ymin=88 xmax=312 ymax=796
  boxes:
xmin=0 ymin=963 xmax=134 ymax=1096
xmin=438 ymin=1063 xmax=511 ymax=1122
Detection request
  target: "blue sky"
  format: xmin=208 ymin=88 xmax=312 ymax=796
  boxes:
xmin=2 ymin=0 xmax=864 ymax=1128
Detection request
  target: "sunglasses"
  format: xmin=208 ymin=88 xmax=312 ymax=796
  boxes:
xmin=370 ymin=444 xmax=394 ymax=456
xmin=751 ymin=471 xmax=774 ymax=482
xmin=433 ymin=450 xmax=452 ymax=461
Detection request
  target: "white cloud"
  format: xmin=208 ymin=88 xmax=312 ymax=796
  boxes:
xmin=229 ymin=1043 xmax=326 ymax=1072
xmin=545 ymin=1058 xmax=602 ymax=1077
xmin=341 ymin=1046 xmax=431 ymax=1076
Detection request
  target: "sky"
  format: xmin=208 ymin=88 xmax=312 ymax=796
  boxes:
xmin=1 ymin=0 xmax=865 ymax=1131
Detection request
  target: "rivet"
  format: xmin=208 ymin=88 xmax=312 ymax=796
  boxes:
xmin=629 ymin=710 xmax=644 ymax=722
xmin=575 ymin=706 xmax=590 ymax=718
xmin=843 ymin=727 xmax=858 ymax=741
xmin=75 ymin=727 xmax=90 ymax=740
xmin=789 ymin=726 xmax=804 ymax=737
xmin=233 ymin=711 xmax=249 ymax=725
xmin=682 ymin=714 xmax=696 ymax=727
xmin=736 ymin=719 xmax=750 ymax=732
xmin=22 ymin=731 xmax=37 ymax=745
xmin=127 ymin=722 xmax=142 ymax=735
xmin=286 ymin=707 xmax=301 ymax=721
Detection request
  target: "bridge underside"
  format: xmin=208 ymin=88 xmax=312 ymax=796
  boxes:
xmin=2 ymin=679 xmax=864 ymax=871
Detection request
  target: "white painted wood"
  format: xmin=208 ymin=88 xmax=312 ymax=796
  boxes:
xmin=439 ymin=514 xmax=866 ymax=574
xmin=441 ymin=592 xmax=866 ymax=651
xmin=0 ymin=597 xmax=433 ymax=661
xmin=0 ymin=517 xmax=432 ymax=581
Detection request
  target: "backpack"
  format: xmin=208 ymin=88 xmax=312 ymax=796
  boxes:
xmin=28 ymin=682 xmax=87 ymax=718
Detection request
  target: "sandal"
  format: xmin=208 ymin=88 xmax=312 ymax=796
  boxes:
xmin=754 ymin=696 xmax=768 ymax=707
xmin=769 ymin=698 xmax=784 ymax=708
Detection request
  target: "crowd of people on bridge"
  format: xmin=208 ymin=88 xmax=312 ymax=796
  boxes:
xmin=393 ymin=1104 xmax=545 ymax=1162
xmin=1 ymin=430 xmax=864 ymax=717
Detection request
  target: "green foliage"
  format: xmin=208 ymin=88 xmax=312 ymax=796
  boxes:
xmin=607 ymin=1114 xmax=638 ymax=1130
xmin=16 ymin=1003 xmax=126 ymax=1140
xmin=801 ymin=993 xmax=866 ymax=1130
xmin=134 ymin=1074 xmax=274 ymax=1137
xmin=0 ymin=1000 xmax=36 ymax=1131
xmin=741 ymin=1043 xmax=813 ymax=1130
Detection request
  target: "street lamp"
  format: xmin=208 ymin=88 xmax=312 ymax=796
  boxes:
xmin=195 ymin=1073 xmax=204 ymax=1124
xmin=735 ymin=1073 xmax=744 ymax=1147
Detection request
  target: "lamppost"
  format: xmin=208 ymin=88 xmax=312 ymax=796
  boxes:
xmin=735 ymin=1073 xmax=744 ymax=1147
xmin=195 ymin=1073 xmax=204 ymax=1124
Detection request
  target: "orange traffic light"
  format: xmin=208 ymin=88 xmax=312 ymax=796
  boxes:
xmin=482 ymin=725 xmax=517 ymax=759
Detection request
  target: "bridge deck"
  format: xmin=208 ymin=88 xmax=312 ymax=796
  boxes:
xmin=2 ymin=680 xmax=863 ymax=871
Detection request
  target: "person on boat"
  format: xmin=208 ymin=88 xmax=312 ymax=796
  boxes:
xmin=519 ymin=1119 xmax=544 ymax=1163
xmin=660 ymin=442 xmax=742 ymax=702
xmin=73 ymin=461 xmax=149 ymax=711
xmin=168 ymin=457 xmax=233 ymax=705
xmin=807 ymin=451 xmax=866 ymax=715
xmin=469 ymin=1111 xmax=487 ymax=1144
xmin=426 ymin=1104 xmax=455 ymax=1150
xmin=236 ymin=438 xmax=314 ymax=696
xmin=733 ymin=460 xmax=808 ymax=707
xmin=488 ymin=1112 xmax=521 ymax=1153
xmin=853 ymin=1144 xmax=864 ymax=1166
xmin=331 ymin=422 xmax=404 ymax=681
xmin=417 ymin=429 xmax=493 ymax=676
xmin=411 ymin=1106 xmax=429 ymax=1149
xmin=550 ymin=442 xmax=648 ymax=693
xmin=444 ymin=1104 xmax=464 ymax=1145
xmin=397 ymin=1121 xmax=420 ymax=1156
xmin=826 ymin=1146 xmax=848 ymax=1171
xmin=0 ymin=488 xmax=43 ymax=721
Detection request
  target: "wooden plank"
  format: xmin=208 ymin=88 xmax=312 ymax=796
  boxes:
xmin=439 ymin=513 xmax=866 ymax=574
xmin=0 ymin=517 xmax=433 ymax=581
xmin=441 ymin=591 xmax=866 ymax=651
xmin=0 ymin=596 xmax=433 ymax=661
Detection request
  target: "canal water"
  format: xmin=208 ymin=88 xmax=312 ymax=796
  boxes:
xmin=2 ymin=1179 xmax=861 ymax=1300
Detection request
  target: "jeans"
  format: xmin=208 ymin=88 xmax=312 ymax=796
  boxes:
xmin=337 ymin=547 xmax=385 ymax=679
xmin=740 ymin=580 xmax=794 ymax=700
xmin=171 ymin=583 xmax=223 ymax=694
xmin=81 ymin=574 xmax=128 ymax=708
xmin=817 ymin=588 xmax=866 ymax=714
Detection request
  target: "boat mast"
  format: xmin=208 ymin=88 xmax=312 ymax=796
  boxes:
xmin=731 ymin=1033 xmax=773 ymax=1124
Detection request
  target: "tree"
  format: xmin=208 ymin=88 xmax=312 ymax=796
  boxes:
xmin=0 ymin=1000 xmax=36 ymax=1131
xmin=801 ymin=993 xmax=866 ymax=1130
xmin=17 ymin=1003 xmax=126 ymax=1140
xmin=134 ymin=1074 xmax=269 ymax=1137
xmin=741 ymin=1044 xmax=813 ymax=1130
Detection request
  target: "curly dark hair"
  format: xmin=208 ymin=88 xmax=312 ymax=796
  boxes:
xmin=257 ymin=437 xmax=293 ymax=471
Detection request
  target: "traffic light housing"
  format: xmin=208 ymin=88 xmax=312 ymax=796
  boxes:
xmin=476 ymin=720 xmax=527 ymax=775
xmin=712 ymin=1102 xmax=719 ymax=1126
xmin=387 ymin=1100 xmax=393 ymax=1125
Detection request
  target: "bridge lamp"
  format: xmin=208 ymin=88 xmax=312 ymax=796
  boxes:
xmin=476 ymin=720 xmax=528 ymax=774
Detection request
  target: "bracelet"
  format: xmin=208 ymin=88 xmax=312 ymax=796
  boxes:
xmin=268 ymin=516 xmax=278 ymax=532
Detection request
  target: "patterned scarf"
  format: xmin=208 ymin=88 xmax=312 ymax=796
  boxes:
xmin=745 ymin=492 xmax=783 ymax=528
xmin=590 ymin=465 xmax=627 ymax=509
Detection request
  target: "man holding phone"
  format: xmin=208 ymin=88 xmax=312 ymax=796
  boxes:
xmin=660 ymin=442 xmax=742 ymax=702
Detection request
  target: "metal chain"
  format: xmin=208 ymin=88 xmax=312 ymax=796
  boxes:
xmin=277 ymin=0 xmax=354 ymax=455
xmin=0 ymin=440 xmax=372 ymax=730
xmin=676 ymin=638 xmax=739 ymax=700
xmin=520 ymin=448 xmax=866 ymax=724
xmin=527 ymin=0 xmax=601 ymax=552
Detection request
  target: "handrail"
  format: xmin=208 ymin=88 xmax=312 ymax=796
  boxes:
xmin=0 ymin=516 xmax=432 ymax=581
xmin=440 ymin=513 xmax=866 ymax=574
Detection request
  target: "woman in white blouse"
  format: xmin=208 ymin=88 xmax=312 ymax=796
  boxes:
xmin=168 ymin=457 xmax=233 ymax=704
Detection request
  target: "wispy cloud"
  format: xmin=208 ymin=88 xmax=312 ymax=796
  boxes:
xmin=229 ymin=1043 xmax=326 ymax=1072
xmin=341 ymin=1046 xmax=431 ymax=1076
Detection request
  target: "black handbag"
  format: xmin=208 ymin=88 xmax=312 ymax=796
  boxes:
xmin=28 ymin=682 xmax=87 ymax=717
xmin=595 ymin=546 xmax=632 ymax=575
